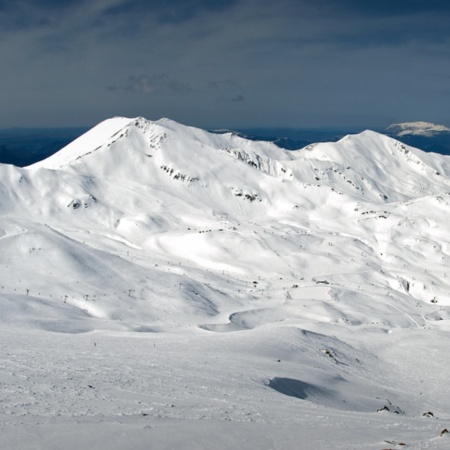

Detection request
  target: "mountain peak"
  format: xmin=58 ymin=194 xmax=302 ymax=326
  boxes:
xmin=23 ymin=116 xmax=450 ymax=207
xmin=386 ymin=121 xmax=450 ymax=137
xmin=29 ymin=116 xmax=136 ymax=170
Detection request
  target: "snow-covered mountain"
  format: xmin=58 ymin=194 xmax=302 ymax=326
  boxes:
xmin=386 ymin=121 xmax=450 ymax=137
xmin=2 ymin=117 xmax=450 ymax=449
xmin=385 ymin=121 xmax=450 ymax=156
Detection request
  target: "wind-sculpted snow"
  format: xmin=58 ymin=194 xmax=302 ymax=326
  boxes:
xmin=2 ymin=117 xmax=450 ymax=449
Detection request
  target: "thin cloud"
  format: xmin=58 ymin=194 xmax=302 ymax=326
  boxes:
xmin=311 ymin=0 xmax=450 ymax=17
xmin=103 ymin=0 xmax=239 ymax=24
xmin=209 ymin=79 xmax=240 ymax=90
xmin=108 ymin=74 xmax=193 ymax=95
xmin=0 ymin=0 xmax=450 ymax=128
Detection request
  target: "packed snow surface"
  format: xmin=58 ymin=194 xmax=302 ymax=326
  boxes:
xmin=2 ymin=116 xmax=450 ymax=449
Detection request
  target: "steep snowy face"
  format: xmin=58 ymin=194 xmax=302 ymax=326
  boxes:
xmin=386 ymin=121 xmax=450 ymax=137
xmin=30 ymin=116 xmax=135 ymax=170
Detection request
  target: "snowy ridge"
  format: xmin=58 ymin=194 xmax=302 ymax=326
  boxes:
xmin=30 ymin=116 xmax=134 ymax=170
xmin=2 ymin=116 xmax=450 ymax=449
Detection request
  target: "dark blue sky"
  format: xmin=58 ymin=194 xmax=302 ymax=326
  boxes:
xmin=0 ymin=0 xmax=449 ymax=129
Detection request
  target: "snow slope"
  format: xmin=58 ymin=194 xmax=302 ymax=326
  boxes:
xmin=1 ymin=117 xmax=450 ymax=449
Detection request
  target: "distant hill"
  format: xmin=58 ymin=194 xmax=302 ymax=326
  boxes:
xmin=385 ymin=121 xmax=450 ymax=155
xmin=386 ymin=121 xmax=450 ymax=137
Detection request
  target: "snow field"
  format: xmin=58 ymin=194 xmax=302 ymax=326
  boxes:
xmin=1 ymin=116 xmax=450 ymax=448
